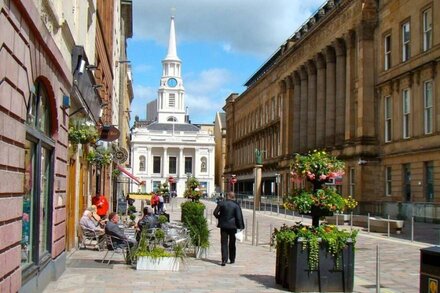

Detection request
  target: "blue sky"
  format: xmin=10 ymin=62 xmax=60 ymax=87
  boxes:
xmin=128 ymin=0 xmax=323 ymax=124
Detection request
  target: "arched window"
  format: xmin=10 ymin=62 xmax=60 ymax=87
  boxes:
xmin=139 ymin=156 xmax=146 ymax=171
xmin=200 ymin=157 xmax=207 ymax=173
xmin=167 ymin=116 xmax=177 ymax=122
xmin=22 ymin=79 xmax=54 ymax=267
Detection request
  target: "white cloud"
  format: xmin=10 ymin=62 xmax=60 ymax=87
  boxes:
xmin=131 ymin=85 xmax=156 ymax=120
xmin=132 ymin=0 xmax=324 ymax=57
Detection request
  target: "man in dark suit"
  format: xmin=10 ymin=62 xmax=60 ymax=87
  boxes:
xmin=213 ymin=191 xmax=245 ymax=266
xmin=105 ymin=212 xmax=136 ymax=262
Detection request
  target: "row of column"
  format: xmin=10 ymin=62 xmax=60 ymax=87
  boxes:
xmin=285 ymin=31 xmax=355 ymax=154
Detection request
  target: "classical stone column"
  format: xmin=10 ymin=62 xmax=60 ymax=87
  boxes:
xmin=306 ymin=60 xmax=317 ymax=149
xmin=315 ymin=53 xmax=326 ymax=148
xmin=324 ymin=46 xmax=336 ymax=147
xmin=292 ymin=72 xmax=301 ymax=153
xmin=278 ymin=80 xmax=287 ymax=155
xmin=146 ymin=147 xmax=151 ymax=176
xmin=335 ymin=38 xmax=346 ymax=146
xmin=345 ymin=30 xmax=356 ymax=141
xmin=179 ymin=147 xmax=184 ymax=178
xmin=163 ymin=147 xmax=168 ymax=177
xmin=285 ymin=77 xmax=295 ymax=155
xmin=299 ymin=66 xmax=308 ymax=153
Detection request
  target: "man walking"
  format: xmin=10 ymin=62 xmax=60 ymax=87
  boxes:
xmin=213 ymin=191 xmax=245 ymax=266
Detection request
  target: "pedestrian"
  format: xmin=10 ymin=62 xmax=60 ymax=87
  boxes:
xmin=158 ymin=194 xmax=164 ymax=214
xmin=151 ymin=193 xmax=159 ymax=214
xmin=213 ymin=191 xmax=245 ymax=266
xmin=92 ymin=194 xmax=109 ymax=218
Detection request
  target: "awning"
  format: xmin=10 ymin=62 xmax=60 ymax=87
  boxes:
xmin=116 ymin=165 xmax=145 ymax=185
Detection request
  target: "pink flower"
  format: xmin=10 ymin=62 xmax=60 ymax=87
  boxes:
xmin=319 ymin=174 xmax=327 ymax=181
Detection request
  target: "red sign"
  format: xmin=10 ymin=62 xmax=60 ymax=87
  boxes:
xmin=230 ymin=177 xmax=237 ymax=184
xmin=168 ymin=176 xmax=175 ymax=183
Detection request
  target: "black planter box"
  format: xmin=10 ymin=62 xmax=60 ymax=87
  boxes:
xmin=276 ymin=239 xmax=354 ymax=292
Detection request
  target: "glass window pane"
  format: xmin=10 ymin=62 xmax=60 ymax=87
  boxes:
xmin=22 ymin=140 xmax=36 ymax=266
xmin=39 ymin=147 xmax=50 ymax=256
xmin=36 ymin=84 xmax=50 ymax=135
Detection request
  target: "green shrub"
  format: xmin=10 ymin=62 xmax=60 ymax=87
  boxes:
xmin=181 ymin=201 xmax=209 ymax=248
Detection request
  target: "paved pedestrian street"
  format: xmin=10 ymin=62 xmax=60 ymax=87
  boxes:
xmin=44 ymin=199 xmax=429 ymax=293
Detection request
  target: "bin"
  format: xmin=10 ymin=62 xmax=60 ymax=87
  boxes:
xmin=420 ymin=246 xmax=440 ymax=293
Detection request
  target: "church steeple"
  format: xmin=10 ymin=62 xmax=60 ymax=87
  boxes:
xmin=164 ymin=16 xmax=180 ymax=61
xmin=157 ymin=16 xmax=186 ymax=124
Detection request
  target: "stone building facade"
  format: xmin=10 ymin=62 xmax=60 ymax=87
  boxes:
xmin=224 ymin=0 xmax=440 ymax=218
xmin=0 ymin=0 xmax=70 ymax=291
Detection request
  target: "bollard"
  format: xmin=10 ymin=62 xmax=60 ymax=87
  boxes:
xmin=350 ymin=212 xmax=353 ymax=231
xmin=376 ymin=244 xmax=381 ymax=293
xmin=301 ymin=215 xmax=304 ymax=222
xmin=245 ymin=218 xmax=248 ymax=241
xmin=269 ymin=224 xmax=273 ymax=252
xmin=368 ymin=213 xmax=370 ymax=233
xmin=292 ymin=211 xmax=295 ymax=221
xmin=256 ymin=221 xmax=259 ymax=246
xmin=411 ymin=216 xmax=414 ymax=242
xmin=336 ymin=213 xmax=339 ymax=226
xmin=387 ymin=215 xmax=390 ymax=238
xmin=284 ymin=207 xmax=287 ymax=218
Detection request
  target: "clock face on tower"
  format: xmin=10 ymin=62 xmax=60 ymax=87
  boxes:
xmin=167 ymin=78 xmax=178 ymax=87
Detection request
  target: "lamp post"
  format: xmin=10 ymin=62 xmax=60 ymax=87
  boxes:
xmin=275 ymin=173 xmax=280 ymax=215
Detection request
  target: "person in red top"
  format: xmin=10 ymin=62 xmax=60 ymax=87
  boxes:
xmin=92 ymin=194 xmax=109 ymax=218
xmin=150 ymin=193 xmax=159 ymax=214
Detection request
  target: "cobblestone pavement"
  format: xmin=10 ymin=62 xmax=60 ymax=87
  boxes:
xmin=43 ymin=198 xmax=431 ymax=293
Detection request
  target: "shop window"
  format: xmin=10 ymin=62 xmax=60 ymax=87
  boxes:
xmin=22 ymin=80 xmax=54 ymax=270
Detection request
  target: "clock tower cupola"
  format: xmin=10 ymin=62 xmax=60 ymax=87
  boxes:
xmin=157 ymin=16 xmax=185 ymax=123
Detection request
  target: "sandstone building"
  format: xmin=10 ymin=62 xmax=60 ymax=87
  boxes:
xmin=223 ymin=0 xmax=440 ymax=219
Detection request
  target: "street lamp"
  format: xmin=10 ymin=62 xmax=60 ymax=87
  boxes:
xmin=275 ymin=173 xmax=281 ymax=215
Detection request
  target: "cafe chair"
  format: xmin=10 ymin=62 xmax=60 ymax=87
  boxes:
xmin=78 ymin=226 xmax=105 ymax=251
xmin=101 ymin=234 xmax=131 ymax=265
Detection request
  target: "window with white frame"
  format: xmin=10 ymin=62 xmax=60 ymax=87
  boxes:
xmin=384 ymin=96 xmax=392 ymax=142
xmin=423 ymin=8 xmax=432 ymax=52
xmin=385 ymin=167 xmax=392 ymax=196
xmin=384 ymin=34 xmax=391 ymax=70
xmin=402 ymin=21 xmax=410 ymax=62
xmin=424 ymin=80 xmax=433 ymax=134
xmin=402 ymin=89 xmax=411 ymax=138
xmin=349 ymin=168 xmax=355 ymax=196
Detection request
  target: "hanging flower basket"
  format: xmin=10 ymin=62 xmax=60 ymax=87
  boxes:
xmin=86 ymin=147 xmax=112 ymax=167
xmin=68 ymin=119 xmax=99 ymax=145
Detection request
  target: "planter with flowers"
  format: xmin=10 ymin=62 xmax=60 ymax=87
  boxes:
xmin=274 ymin=150 xmax=358 ymax=292
xmin=68 ymin=119 xmax=99 ymax=146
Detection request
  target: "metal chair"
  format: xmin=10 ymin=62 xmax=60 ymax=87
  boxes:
xmin=101 ymin=234 xmax=131 ymax=265
xmin=78 ymin=225 xmax=105 ymax=251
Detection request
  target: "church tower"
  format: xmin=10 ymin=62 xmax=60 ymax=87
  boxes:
xmin=157 ymin=16 xmax=186 ymax=124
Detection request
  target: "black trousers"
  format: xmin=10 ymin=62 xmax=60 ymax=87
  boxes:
xmin=220 ymin=228 xmax=237 ymax=263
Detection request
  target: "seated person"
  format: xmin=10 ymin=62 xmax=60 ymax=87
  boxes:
xmin=88 ymin=205 xmax=106 ymax=227
xmin=136 ymin=207 xmax=159 ymax=242
xmin=105 ymin=212 xmax=136 ymax=262
xmin=79 ymin=210 xmax=105 ymax=235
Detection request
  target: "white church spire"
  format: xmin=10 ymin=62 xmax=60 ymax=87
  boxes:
xmin=165 ymin=16 xmax=180 ymax=61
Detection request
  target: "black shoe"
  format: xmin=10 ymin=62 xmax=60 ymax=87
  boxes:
xmin=230 ymin=260 xmax=235 ymax=264
xmin=221 ymin=262 xmax=226 ymax=266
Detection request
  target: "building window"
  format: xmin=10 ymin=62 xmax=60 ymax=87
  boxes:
xmin=167 ymin=116 xmax=177 ymax=122
xmin=384 ymin=96 xmax=392 ymax=142
xmin=402 ymin=89 xmax=411 ymax=139
xmin=402 ymin=21 xmax=410 ymax=62
xmin=385 ymin=167 xmax=392 ymax=196
xmin=169 ymin=156 xmax=177 ymax=174
xmin=403 ymin=163 xmax=411 ymax=202
xmin=200 ymin=157 xmax=207 ymax=173
xmin=22 ymin=80 xmax=54 ymax=268
xmin=349 ymin=168 xmax=355 ymax=196
xmin=153 ymin=156 xmax=161 ymax=174
xmin=169 ymin=93 xmax=175 ymax=107
xmin=139 ymin=156 xmax=146 ymax=171
xmin=384 ymin=34 xmax=391 ymax=70
xmin=425 ymin=161 xmax=434 ymax=202
xmin=424 ymin=80 xmax=433 ymax=134
xmin=423 ymin=8 xmax=432 ymax=52
xmin=185 ymin=157 xmax=192 ymax=174
xmin=271 ymin=97 xmax=275 ymax=120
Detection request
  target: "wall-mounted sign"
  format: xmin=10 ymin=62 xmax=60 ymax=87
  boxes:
xmin=99 ymin=125 xmax=120 ymax=141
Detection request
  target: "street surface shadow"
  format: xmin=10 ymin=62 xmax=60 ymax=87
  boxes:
xmin=197 ymin=258 xmax=225 ymax=266
xmin=241 ymin=274 xmax=284 ymax=290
